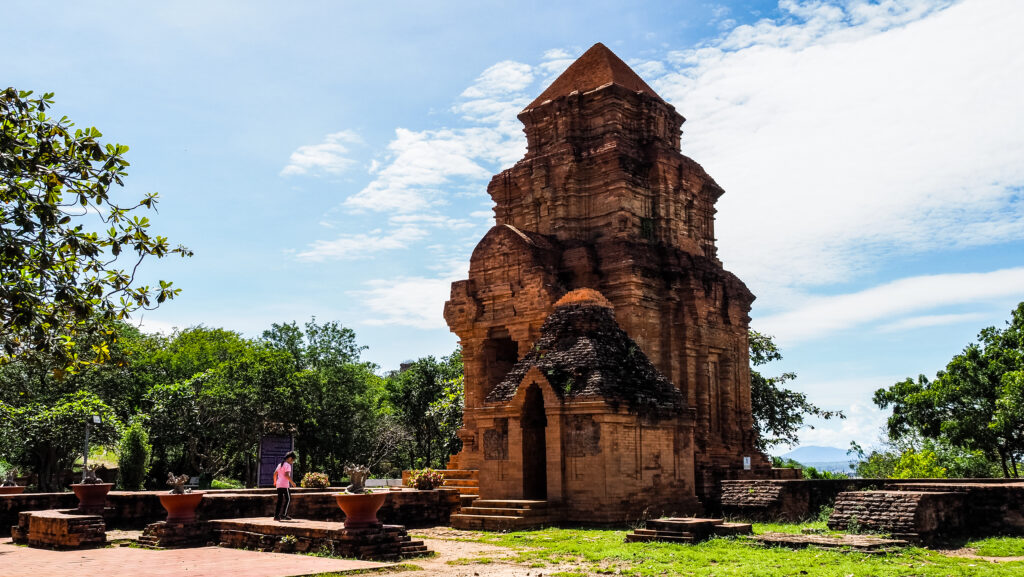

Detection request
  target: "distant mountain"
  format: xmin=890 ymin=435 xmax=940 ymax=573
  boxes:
xmin=781 ymin=446 xmax=852 ymax=463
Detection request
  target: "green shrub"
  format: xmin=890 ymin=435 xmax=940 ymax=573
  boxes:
xmin=301 ymin=472 xmax=330 ymax=488
xmin=117 ymin=417 xmax=152 ymax=490
xmin=407 ymin=468 xmax=445 ymax=490
xmin=210 ymin=478 xmax=244 ymax=489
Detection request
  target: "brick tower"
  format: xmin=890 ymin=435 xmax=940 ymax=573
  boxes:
xmin=444 ymin=43 xmax=773 ymax=521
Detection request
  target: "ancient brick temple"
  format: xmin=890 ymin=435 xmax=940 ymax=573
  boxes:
xmin=444 ymin=43 xmax=774 ymax=522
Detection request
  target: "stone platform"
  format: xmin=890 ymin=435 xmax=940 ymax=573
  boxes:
xmin=625 ymin=518 xmax=752 ymax=543
xmin=207 ymin=517 xmax=429 ymax=561
xmin=11 ymin=509 xmax=106 ymax=549
xmin=753 ymin=531 xmax=908 ymax=552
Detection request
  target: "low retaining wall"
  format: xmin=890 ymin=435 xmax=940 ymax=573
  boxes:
xmin=720 ymin=478 xmax=1023 ymax=522
xmin=2 ymin=487 xmax=460 ymax=536
xmin=827 ymin=490 xmax=966 ymax=542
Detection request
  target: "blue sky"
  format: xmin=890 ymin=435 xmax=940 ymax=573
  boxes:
xmin=4 ymin=0 xmax=1023 ymax=452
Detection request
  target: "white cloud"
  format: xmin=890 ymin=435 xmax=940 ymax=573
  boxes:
xmin=781 ymin=401 xmax=890 ymax=453
xmin=759 ymin=267 xmax=1024 ymax=344
xmin=460 ymin=61 xmax=534 ymax=99
xmin=281 ymin=130 xmax=362 ymax=176
xmin=649 ymin=0 xmax=1024 ymax=300
xmin=351 ymin=260 xmax=468 ymax=330
xmin=296 ymin=224 xmax=428 ymax=262
xmin=877 ymin=312 xmax=989 ymax=333
xmin=340 ymin=58 xmax=532 ymax=216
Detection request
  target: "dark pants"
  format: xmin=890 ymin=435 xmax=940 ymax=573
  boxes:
xmin=275 ymin=487 xmax=291 ymax=519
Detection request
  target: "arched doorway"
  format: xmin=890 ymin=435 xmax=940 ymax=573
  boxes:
xmin=521 ymin=383 xmax=547 ymax=499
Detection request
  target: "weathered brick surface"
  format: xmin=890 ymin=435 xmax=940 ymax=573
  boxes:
xmin=444 ymin=42 xmax=773 ymax=524
xmin=209 ymin=518 xmax=428 ymax=561
xmin=12 ymin=509 xmax=107 ymax=549
xmin=828 ymin=490 xmax=966 ymax=542
xmin=138 ymin=520 xmax=213 ymax=549
xmin=721 ymin=478 xmax=1024 ymax=530
xmin=720 ymin=479 xmax=883 ymax=521
xmin=1 ymin=487 xmax=459 ymax=536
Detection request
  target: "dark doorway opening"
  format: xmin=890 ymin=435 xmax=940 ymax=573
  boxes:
xmin=522 ymin=383 xmax=548 ymax=500
xmin=482 ymin=328 xmax=518 ymax=394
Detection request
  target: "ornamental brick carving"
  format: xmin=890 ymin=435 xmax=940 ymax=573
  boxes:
xmin=444 ymin=43 xmax=773 ymax=520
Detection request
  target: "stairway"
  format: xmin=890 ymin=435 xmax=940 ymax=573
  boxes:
xmin=438 ymin=469 xmax=479 ymax=508
xmin=450 ymin=499 xmax=553 ymax=531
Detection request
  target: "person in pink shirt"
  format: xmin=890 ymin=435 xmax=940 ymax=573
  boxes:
xmin=273 ymin=451 xmax=297 ymax=521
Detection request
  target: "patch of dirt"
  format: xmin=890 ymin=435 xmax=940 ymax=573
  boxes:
xmin=403 ymin=527 xmax=573 ymax=577
xmin=935 ymin=548 xmax=1024 ymax=563
xmin=106 ymin=529 xmax=143 ymax=543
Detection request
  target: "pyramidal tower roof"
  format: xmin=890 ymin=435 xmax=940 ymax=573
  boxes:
xmin=525 ymin=42 xmax=663 ymax=110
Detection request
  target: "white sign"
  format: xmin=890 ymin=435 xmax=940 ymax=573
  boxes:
xmin=743 ymin=456 xmax=751 ymax=470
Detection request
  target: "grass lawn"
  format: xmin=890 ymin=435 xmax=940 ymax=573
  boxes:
xmin=965 ymin=536 xmax=1024 ymax=557
xmin=471 ymin=526 xmax=1024 ymax=576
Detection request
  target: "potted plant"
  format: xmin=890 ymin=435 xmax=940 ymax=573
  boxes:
xmin=157 ymin=472 xmax=204 ymax=523
xmin=334 ymin=464 xmax=387 ymax=528
xmin=71 ymin=465 xmax=114 ymax=513
xmin=0 ymin=468 xmax=25 ymax=495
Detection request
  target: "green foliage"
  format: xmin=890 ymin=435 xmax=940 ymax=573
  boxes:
xmin=874 ymin=302 xmax=1024 ymax=477
xmin=301 ymin=471 xmax=330 ymax=488
xmin=117 ymin=416 xmax=151 ymax=490
xmin=0 ymin=88 xmax=191 ymax=368
xmin=385 ymin=349 xmax=463 ymax=470
xmin=0 ymin=390 xmax=120 ymax=490
xmin=749 ymin=330 xmax=843 ymax=450
xmin=210 ymin=478 xmax=244 ymax=489
xmin=407 ymin=468 xmax=445 ymax=490
xmin=890 ymin=449 xmax=946 ymax=479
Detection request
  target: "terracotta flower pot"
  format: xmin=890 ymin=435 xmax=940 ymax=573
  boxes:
xmin=71 ymin=483 xmax=113 ymax=513
xmin=0 ymin=486 xmax=26 ymax=495
xmin=335 ymin=492 xmax=387 ymax=529
xmin=158 ymin=492 xmax=205 ymax=523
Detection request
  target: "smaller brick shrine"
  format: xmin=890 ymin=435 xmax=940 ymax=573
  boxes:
xmin=452 ymin=289 xmax=701 ymax=524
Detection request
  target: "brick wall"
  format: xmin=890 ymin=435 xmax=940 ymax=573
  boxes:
xmin=827 ymin=490 xmax=966 ymax=542
xmin=2 ymin=487 xmax=460 ymax=536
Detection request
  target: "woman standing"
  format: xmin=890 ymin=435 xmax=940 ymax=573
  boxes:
xmin=273 ymin=451 xmax=297 ymax=521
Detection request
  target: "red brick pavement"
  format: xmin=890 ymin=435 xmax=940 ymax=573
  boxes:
xmin=0 ymin=538 xmax=388 ymax=577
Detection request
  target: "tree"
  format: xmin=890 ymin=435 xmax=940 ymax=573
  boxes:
xmin=384 ymin=349 xmax=463 ymax=469
xmin=0 ymin=390 xmax=120 ymax=491
xmin=1 ymin=88 xmax=191 ymax=368
xmin=117 ymin=416 xmax=151 ymax=490
xmin=874 ymin=303 xmax=1024 ymax=477
xmin=748 ymin=330 xmax=843 ymax=451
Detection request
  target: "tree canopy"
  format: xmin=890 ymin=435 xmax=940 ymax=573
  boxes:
xmin=873 ymin=302 xmax=1024 ymax=477
xmin=1 ymin=88 xmax=190 ymax=369
xmin=748 ymin=330 xmax=843 ymax=451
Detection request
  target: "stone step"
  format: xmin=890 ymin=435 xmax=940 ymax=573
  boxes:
xmin=631 ymin=528 xmax=693 ymax=538
xmin=451 ymin=486 xmax=480 ymax=495
xmin=442 ymin=479 xmax=480 ymax=487
xmin=626 ymin=533 xmax=695 ymax=544
xmin=450 ymin=513 xmax=552 ymax=531
xmin=459 ymin=495 xmax=479 ymax=508
xmin=460 ymin=506 xmax=550 ymax=517
xmin=470 ymin=499 xmax=548 ymax=509
xmin=437 ymin=469 xmax=479 ymax=480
